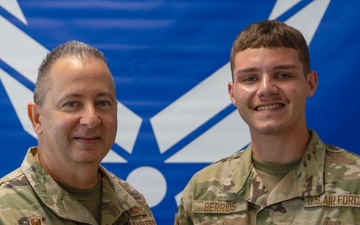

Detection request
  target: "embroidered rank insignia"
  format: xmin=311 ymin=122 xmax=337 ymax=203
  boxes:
xmin=129 ymin=206 xmax=147 ymax=217
xmin=29 ymin=216 xmax=42 ymax=225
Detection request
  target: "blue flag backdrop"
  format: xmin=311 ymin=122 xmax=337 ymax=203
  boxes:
xmin=1 ymin=0 xmax=359 ymax=224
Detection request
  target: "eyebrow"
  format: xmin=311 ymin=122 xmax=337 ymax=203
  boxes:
xmin=272 ymin=64 xmax=297 ymax=71
xmin=234 ymin=68 xmax=259 ymax=77
xmin=58 ymin=92 xmax=116 ymax=103
xmin=236 ymin=64 xmax=298 ymax=75
xmin=97 ymin=92 xmax=116 ymax=101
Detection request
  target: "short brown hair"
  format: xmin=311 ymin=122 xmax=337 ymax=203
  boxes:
xmin=230 ymin=20 xmax=310 ymax=78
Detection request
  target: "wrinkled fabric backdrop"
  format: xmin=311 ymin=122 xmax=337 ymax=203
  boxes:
xmin=0 ymin=0 xmax=359 ymax=224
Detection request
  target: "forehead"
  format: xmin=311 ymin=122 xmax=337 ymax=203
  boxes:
xmin=51 ymin=56 xmax=107 ymax=71
xmin=233 ymin=47 xmax=302 ymax=71
xmin=50 ymin=56 xmax=112 ymax=80
xmin=46 ymin=57 xmax=115 ymax=97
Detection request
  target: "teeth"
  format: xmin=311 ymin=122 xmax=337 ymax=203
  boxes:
xmin=256 ymin=104 xmax=282 ymax=111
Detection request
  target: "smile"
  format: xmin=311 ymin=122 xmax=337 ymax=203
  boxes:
xmin=255 ymin=104 xmax=283 ymax=111
xmin=74 ymin=136 xmax=101 ymax=144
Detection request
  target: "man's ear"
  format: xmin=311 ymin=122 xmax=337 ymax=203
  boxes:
xmin=307 ymin=71 xmax=318 ymax=98
xmin=27 ymin=102 xmax=43 ymax=135
xmin=228 ymin=81 xmax=236 ymax=105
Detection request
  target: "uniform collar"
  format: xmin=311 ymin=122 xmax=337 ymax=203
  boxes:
xmin=220 ymin=130 xmax=326 ymax=205
xmin=21 ymin=147 xmax=138 ymax=224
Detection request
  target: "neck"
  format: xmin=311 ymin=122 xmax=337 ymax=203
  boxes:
xmin=250 ymin=127 xmax=310 ymax=163
xmin=34 ymin=149 xmax=100 ymax=189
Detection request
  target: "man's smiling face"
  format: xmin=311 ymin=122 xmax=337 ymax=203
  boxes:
xmin=33 ymin=56 xmax=118 ymax=168
xmin=228 ymin=47 xmax=317 ymax=136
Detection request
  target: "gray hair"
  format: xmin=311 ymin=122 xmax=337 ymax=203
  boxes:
xmin=34 ymin=40 xmax=108 ymax=106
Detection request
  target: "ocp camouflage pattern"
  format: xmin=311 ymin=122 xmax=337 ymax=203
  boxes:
xmin=174 ymin=130 xmax=360 ymax=225
xmin=0 ymin=147 xmax=157 ymax=225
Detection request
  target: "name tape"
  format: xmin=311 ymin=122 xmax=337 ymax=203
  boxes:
xmin=192 ymin=200 xmax=247 ymax=214
xmin=305 ymin=194 xmax=360 ymax=207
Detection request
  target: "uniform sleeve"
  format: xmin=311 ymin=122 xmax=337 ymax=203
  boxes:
xmin=174 ymin=195 xmax=194 ymax=225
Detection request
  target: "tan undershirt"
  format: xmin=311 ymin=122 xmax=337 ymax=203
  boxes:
xmin=252 ymin=155 xmax=302 ymax=192
xmin=57 ymin=175 xmax=102 ymax=224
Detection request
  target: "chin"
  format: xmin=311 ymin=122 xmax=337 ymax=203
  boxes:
xmin=253 ymin=124 xmax=283 ymax=135
xmin=74 ymin=152 xmax=104 ymax=164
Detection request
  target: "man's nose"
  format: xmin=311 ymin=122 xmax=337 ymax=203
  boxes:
xmin=257 ymin=76 xmax=278 ymax=97
xmin=80 ymin=106 xmax=101 ymax=128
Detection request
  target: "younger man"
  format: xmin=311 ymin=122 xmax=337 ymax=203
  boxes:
xmin=174 ymin=20 xmax=360 ymax=225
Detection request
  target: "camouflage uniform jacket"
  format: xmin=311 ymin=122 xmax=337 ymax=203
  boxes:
xmin=0 ymin=147 xmax=157 ymax=225
xmin=174 ymin=130 xmax=360 ymax=225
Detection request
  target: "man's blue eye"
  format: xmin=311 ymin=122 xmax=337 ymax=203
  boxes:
xmin=97 ymin=101 xmax=110 ymax=107
xmin=277 ymin=73 xmax=291 ymax=79
xmin=66 ymin=102 xmax=76 ymax=107
xmin=244 ymin=77 xmax=257 ymax=82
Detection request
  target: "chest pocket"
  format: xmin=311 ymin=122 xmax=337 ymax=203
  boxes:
xmin=113 ymin=205 xmax=156 ymax=225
